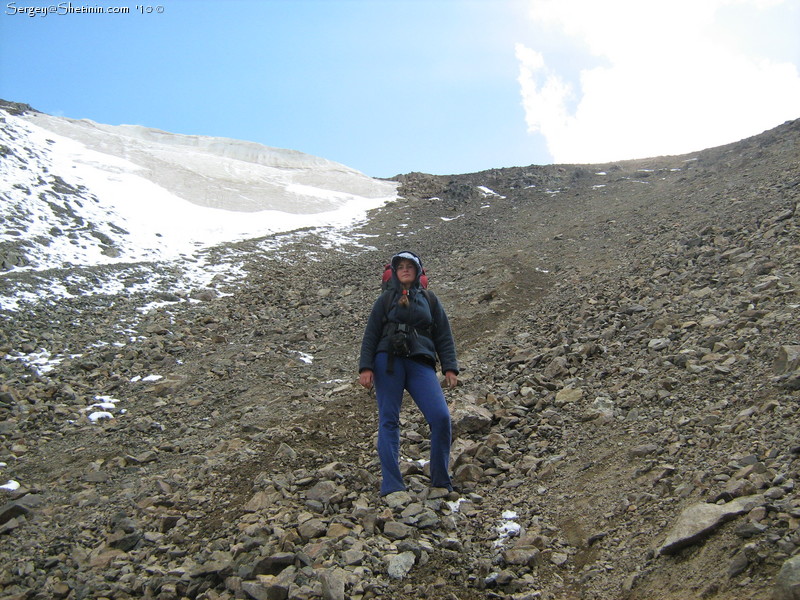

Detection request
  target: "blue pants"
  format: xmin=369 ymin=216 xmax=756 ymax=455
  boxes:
xmin=373 ymin=352 xmax=452 ymax=495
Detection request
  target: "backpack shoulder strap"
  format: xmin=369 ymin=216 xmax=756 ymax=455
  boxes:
xmin=421 ymin=289 xmax=440 ymax=330
xmin=380 ymin=290 xmax=395 ymax=323
xmin=421 ymin=289 xmax=438 ymax=307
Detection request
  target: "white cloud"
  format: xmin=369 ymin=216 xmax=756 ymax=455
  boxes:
xmin=517 ymin=0 xmax=800 ymax=163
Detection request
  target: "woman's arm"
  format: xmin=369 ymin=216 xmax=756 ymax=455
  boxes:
xmin=430 ymin=294 xmax=458 ymax=374
xmin=359 ymin=295 xmax=387 ymax=373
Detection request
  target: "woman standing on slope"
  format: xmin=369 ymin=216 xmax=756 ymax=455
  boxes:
xmin=358 ymin=251 xmax=459 ymax=497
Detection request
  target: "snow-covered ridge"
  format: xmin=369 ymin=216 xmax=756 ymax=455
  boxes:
xmin=0 ymin=108 xmax=397 ymax=272
xmin=22 ymin=112 xmax=396 ymax=213
xmin=0 ymin=106 xmax=398 ymax=312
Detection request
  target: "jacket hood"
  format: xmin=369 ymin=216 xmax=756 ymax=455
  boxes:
xmin=390 ymin=251 xmax=423 ymax=286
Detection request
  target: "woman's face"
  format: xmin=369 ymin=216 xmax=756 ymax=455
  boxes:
xmin=395 ymin=259 xmax=417 ymax=287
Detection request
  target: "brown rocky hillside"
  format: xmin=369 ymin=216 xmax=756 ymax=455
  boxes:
xmin=1 ymin=116 xmax=798 ymax=600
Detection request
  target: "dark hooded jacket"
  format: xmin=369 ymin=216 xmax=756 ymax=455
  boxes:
xmin=359 ymin=253 xmax=458 ymax=375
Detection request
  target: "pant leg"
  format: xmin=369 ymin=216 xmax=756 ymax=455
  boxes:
xmin=404 ymin=359 xmax=453 ymax=490
xmin=373 ymin=352 xmax=406 ymax=495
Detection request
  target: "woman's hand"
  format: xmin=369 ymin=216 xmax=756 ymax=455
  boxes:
xmin=444 ymin=371 xmax=458 ymax=388
xmin=359 ymin=369 xmax=374 ymax=389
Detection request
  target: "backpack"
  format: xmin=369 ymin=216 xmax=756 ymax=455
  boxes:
xmin=382 ymin=263 xmax=429 ymax=290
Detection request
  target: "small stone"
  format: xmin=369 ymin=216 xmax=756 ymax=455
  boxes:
xmin=307 ymin=480 xmax=339 ymax=504
xmin=773 ymin=554 xmax=800 ymax=600
xmin=555 ymin=387 xmax=582 ymax=405
xmin=440 ymin=537 xmax=463 ymax=551
xmin=342 ymin=549 xmax=364 ymax=565
xmin=383 ymin=521 xmax=414 ymax=540
xmin=503 ymin=546 xmax=539 ymax=566
xmin=383 ymin=491 xmax=412 ymax=508
xmin=387 ymin=551 xmax=416 ymax=579
xmin=426 ymin=487 xmax=450 ymax=500
xmin=728 ymin=551 xmax=749 ymax=578
xmin=298 ymin=518 xmax=326 ymax=541
xmin=451 ymin=404 xmax=493 ymax=435
xmin=453 ymin=464 xmax=484 ymax=483
xmin=275 ymin=442 xmax=297 ymax=461
xmin=648 ymin=338 xmax=670 ymax=350
xmin=319 ymin=567 xmax=346 ymax=600
xmin=629 ymin=444 xmax=659 ymax=458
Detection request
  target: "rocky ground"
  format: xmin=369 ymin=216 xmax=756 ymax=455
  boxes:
xmin=0 ymin=117 xmax=799 ymax=600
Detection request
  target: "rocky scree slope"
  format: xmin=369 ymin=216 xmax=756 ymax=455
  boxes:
xmin=0 ymin=117 xmax=799 ymax=600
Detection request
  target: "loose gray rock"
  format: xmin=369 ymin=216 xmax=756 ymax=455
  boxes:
xmin=319 ymin=567 xmax=347 ymax=600
xmin=387 ymin=551 xmax=416 ymax=579
xmin=451 ymin=403 xmax=493 ymax=435
xmin=658 ymin=495 xmax=766 ymax=555
xmin=773 ymin=554 xmax=800 ymax=600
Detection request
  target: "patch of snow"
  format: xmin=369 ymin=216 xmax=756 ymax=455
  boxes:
xmin=494 ymin=510 xmax=521 ymax=547
xmin=87 ymin=411 xmax=114 ymax=423
xmin=446 ymin=497 xmax=466 ymax=512
xmin=477 ymin=186 xmax=506 ymax=199
xmin=3 ymin=348 xmax=82 ymax=376
xmin=294 ymin=351 xmax=314 ymax=364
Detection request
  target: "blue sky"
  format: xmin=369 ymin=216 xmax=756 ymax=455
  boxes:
xmin=2 ymin=0 xmax=799 ymax=178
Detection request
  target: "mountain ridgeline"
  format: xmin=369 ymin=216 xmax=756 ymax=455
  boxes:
xmin=0 ymin=103 xmax=799 ymax=600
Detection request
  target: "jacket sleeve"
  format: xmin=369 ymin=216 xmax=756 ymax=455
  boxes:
xmin=431 ymin=295 xmax=459 ymax=374
xmin=359 ymin=295 xmax=386 ymax=373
